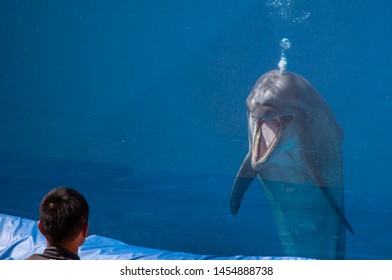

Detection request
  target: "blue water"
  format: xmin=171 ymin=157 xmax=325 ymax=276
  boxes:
xmin=0 ymin=1 xmax=391 ymax=259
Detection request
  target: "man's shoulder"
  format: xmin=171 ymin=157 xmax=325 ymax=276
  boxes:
xmin=25 ymin=254 xmax=51 ymax=260
xmin=25 ymin=246 xmax=80 ymax=260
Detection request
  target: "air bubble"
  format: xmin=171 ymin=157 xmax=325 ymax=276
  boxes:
xmin=278 ymin=38 xmax=291 ymax=74
xmin=280 ymin=38 xmax=291 ymax=52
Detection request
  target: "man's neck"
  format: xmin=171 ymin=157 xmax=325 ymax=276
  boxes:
xmin=47 ymin=241 xmax=79 ymax=255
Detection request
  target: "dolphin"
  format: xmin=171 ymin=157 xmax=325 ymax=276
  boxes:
xmin=230 ymin=70 xmax=354 ymax=259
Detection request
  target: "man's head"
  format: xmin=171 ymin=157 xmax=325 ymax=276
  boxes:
xmin=38 ymin=187 xmax=89 ymax=248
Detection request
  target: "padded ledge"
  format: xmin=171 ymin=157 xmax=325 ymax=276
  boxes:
xmin=0 ymin=213 xmax=308 ymax=260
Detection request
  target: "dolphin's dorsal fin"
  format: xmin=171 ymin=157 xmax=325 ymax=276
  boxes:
xmin=230 ymin=153 xmax=258 ymax=216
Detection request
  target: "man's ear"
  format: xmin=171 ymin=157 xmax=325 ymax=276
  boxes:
xmin=37 ymin=220 xmax=45 ymax=235
xmin=78 ymin=223 xmax=89 ymax=246
xmin=81 ymin=223 xmax=88 ymax=239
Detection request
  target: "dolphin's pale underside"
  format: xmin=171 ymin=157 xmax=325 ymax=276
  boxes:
xmin=230 ymin=70 xmax=354 ymax=260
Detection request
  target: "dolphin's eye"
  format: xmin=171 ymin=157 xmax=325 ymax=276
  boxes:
xmin=251 ymin=103 xmax=277 ymax=120
xmin=261 ymin=102 xmax=274 ymax=108
xmin=251 ymin=107 xmax=265 ymax=119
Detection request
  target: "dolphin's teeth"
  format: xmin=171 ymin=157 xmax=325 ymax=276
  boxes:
xmin=252 ymin=122 xmax=259 ymax=158
xmin=252 ymin=120 xmax=265 ymax=162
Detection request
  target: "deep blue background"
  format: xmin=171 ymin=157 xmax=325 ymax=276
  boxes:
xmin=1 ymin=0 xmax=391 ymax=189
xmin=0 ymin=1 xmax=391 ymax=259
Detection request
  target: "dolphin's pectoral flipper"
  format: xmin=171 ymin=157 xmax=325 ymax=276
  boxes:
xmin=307 ymin=158 xmax=355 ymax=235
xmin=230 ymin=153 xmax=258 ymax=216
xmin=320 ymin=186 xmax=354 ymax=235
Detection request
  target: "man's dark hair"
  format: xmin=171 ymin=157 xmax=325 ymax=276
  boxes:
xmin=39 ymin=187 xmax=89 ymax=245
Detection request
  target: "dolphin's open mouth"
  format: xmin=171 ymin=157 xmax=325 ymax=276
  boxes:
xmin=251 ymin=119 xmax=281 ymax=168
